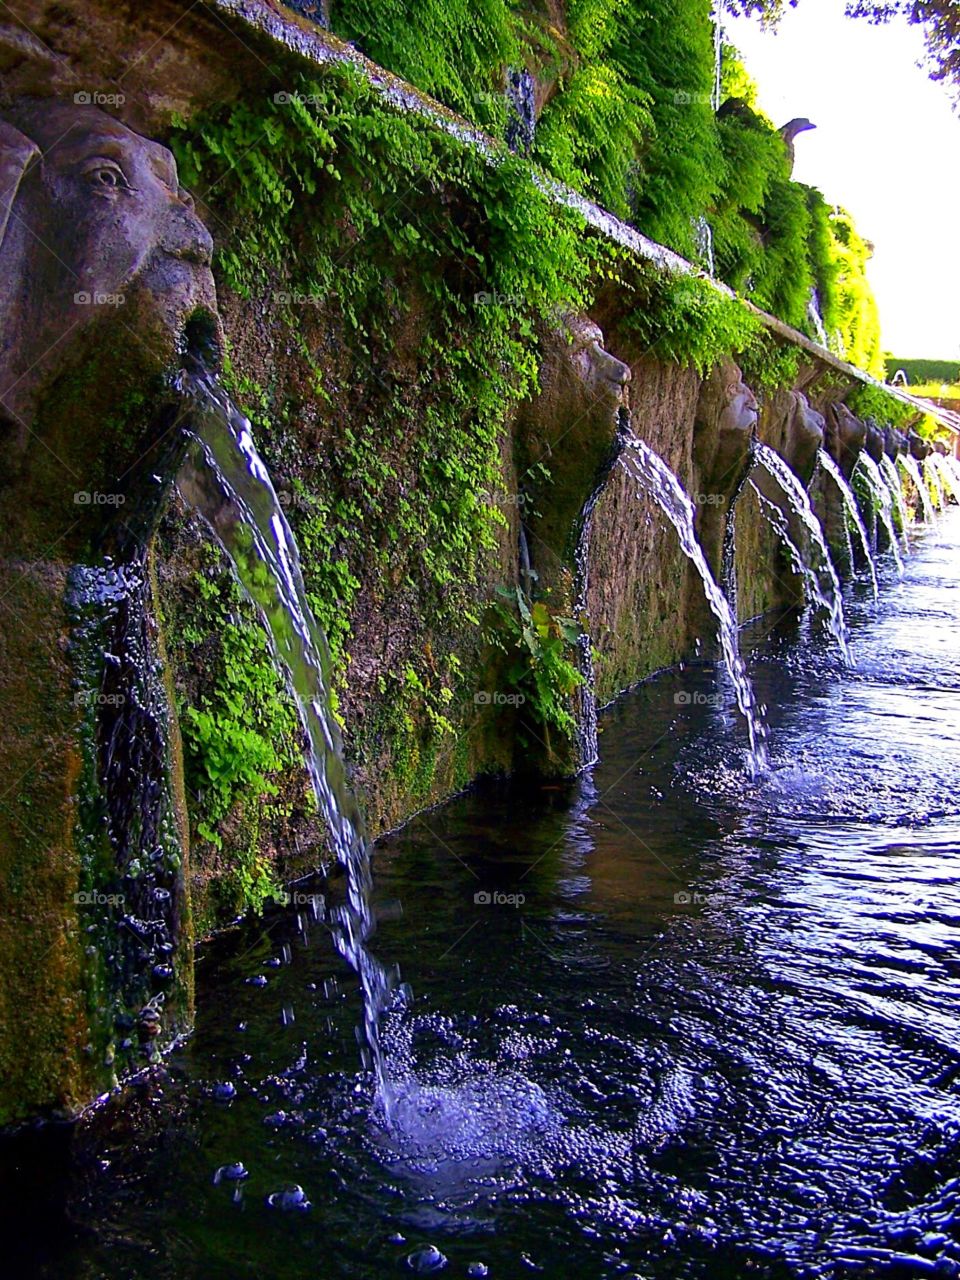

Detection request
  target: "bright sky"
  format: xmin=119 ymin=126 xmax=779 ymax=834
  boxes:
xmin=723 ymin=0 xmax=960 ymax=360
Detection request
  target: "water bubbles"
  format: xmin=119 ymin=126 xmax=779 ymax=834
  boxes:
xmin=213 ymin=1081 xmax=236 ymax=1101
xmin=406 ymin=1245 xmax=447 ymax=1273
xmin=466 ymin=1265 xmax=489 ymax=1278
xmin=213 ymin=1162 xmax=248 ymax=1184
xmin=266 ymin=1183 xmax=311 ymax=1212
xmin=246 ymin=974 xmax=268 ymax=987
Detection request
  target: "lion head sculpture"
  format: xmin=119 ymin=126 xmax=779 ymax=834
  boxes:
xmin=825 ymin=402 xmax=867 ymax=480
xmin=516 ymin=314 xmax=631 ymax=598
xmin=0 ymin=101 xmax=217 ymax=435
xmin=692 ymin=358 xmax=758 ymax=577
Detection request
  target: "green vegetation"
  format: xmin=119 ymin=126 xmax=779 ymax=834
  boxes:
xmin=163 ymin=5 xmax=910 ymax=899
xmin=157 ymin=544 xmax=305 ymax=915
xmin=885 ymin=357 xmax=960 ymax=385
xmin=488 ymin=586 xmax=583 ymax=739
xmin=169 ymin=59 xmax=611 ymax=846
xmin=325 ymin=0 xmax=884 ymax=372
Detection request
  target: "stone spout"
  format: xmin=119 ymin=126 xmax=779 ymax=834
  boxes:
xmin=908 ymin=430 xmax=932 ymax=461
xmin=0 ymin=100 xmax=219 ymax=1124
xmin=0 ymin=101 xmax=219 ymax=552
xmin=825 ymin=402 xmax=867 ymax=481
xmin=692 ymin=358 xmax=758 ymax=580
xmin=517 ymin=314 xmax=631 ymax=603
xmin=884 ymin=426 xmax=907 ymax=457
xmin=783 ymin=391 xmax=825 ymax=487
xmin=864 ymin=421 xmax=886 ymax=465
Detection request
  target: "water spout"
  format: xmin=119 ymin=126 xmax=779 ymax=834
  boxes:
xmin=174 ymin=363 xmax=394 ymax=1112
xmin=619 ymin=432 xmax=767 ymax=773
xmin=751 ymin=443 xmax=852 ymax=663
xmin=899 ymin=452 xmax=936 ymax=526
xmin=817 ymin=448 xmax=878 ymax=600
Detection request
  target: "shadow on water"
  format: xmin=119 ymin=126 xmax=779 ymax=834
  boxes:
xmin=5 ymin=513 xmax=960 ymax=1279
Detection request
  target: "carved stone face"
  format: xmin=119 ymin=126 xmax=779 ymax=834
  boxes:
xmin=714 ymin=364 xmax=759 ymax=438
xmin=563 ymin=316 xmax=631 ymax=404
xmin=884 ymin=426 xmax=906 ymax=458
xmin=864 ymin=421 xmax=885 ymax=464
xmin=909 ymin=430 xmax=932 ymax=461
xmin=515 ymin=314 xmax=631 ymax=604
xmin=784 ymin=391 xmax=825 ymax=485
xmin=0 ymin=101 xmax=217 ymax=427
xmin=826 ymin=403 xmax=866 ymax=479
xmin=693 ymin=358 xmax=757 ymax=483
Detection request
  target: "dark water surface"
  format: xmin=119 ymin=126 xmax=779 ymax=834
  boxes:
xmin=5 ymin=513 xmax=960 ymax=1280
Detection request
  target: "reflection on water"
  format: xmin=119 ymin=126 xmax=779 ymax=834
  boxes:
xmin=4 ymin=515 xmax=960 ymax=1280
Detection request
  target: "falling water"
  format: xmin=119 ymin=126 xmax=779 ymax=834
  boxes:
xmin=933 ymin=452 xmax=960 ymax=504
xmin=924 ymin=454 xmax=946 ymax=511
xmin=854 ymin=454 xmax=904 ymax=573
xmin=174 ymin=363 xmax=395 ymax=1110
xmin=619 ymin=432 xmax=767 ymax=773
xmin=899 ymin=452 xmax=937 ymax=525
xmin=879 ymin=453 xmax=911 ymax=544
xmin=693 ymin=214 xmax=715 ymax=276
xmin=711 ymin=0 xmax=724 ymax=113
xmin=570 ymin=411 xmax=630 ymax=770
xmin=807 ymin=288 xmax=829 ymax=348
xmin=817 ymin=448 xmax=878 ymax=600
xmin=751 ymin=443 xmax=852 ymax=663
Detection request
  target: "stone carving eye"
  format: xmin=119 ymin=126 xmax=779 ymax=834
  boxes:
xmin=84 ymin=161 xmax=129 ymax=190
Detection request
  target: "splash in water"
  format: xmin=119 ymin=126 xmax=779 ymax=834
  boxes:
xmin=817 ymin=448 xmax=878 ymax=600
xmin=174 ymin=363 xmax=395 ymax=1112
xmin=619 ymin=432 xmax=767 ymax=774
xmin=751 ymin=443 xmax=852 ymax=663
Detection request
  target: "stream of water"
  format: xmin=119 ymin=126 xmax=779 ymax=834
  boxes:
xmin=619 ymin=432 xmax=767 ymax=774
xmin=900 ymin=453 xmax=937 ymax=526
xmin=817 ymin=448 xmax=879 ymax=600
xmin=174 ymin=365 xmax=395 ymax=1108
xmin=750 ymin=443 xmax=852 ymax=663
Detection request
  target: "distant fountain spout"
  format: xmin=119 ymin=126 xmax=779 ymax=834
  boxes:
xmin=853 ymin=453 xmax=904 ymax=572
xmin=817 ymin=449 xmax=878 ymax=600
xmin=825 ymin=403 xmax=867 ymax=481
xmin=620 ymin=432 xmax=768 ymax=774
xmin=750 ymin=442 xmax=852 ymax=663
xmin=899 ymin=452 xmax=936 ymax=525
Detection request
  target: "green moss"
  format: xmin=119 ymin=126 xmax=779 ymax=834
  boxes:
xmin=624 ymin=270 xmax=765 ymax=375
